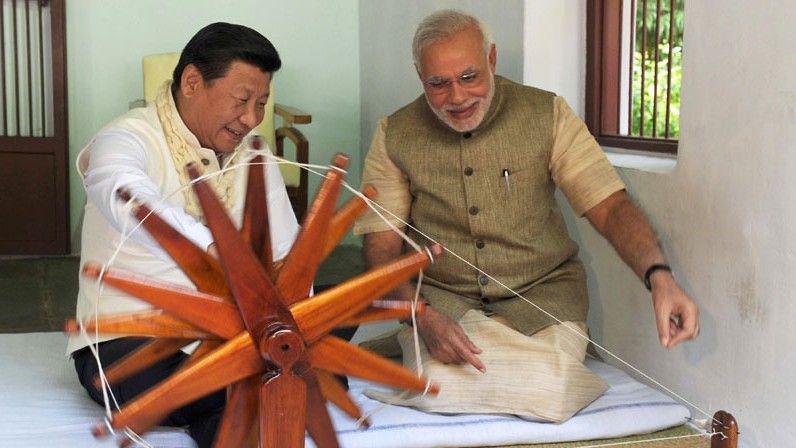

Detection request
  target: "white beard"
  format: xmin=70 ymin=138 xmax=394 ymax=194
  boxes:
xmin=426 ymin=73 xmax=495 ymax=133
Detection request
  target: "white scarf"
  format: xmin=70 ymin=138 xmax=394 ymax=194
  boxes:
xmin=154 ymin=80 xmax=244 ymax=221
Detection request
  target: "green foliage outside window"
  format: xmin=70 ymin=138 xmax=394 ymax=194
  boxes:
xmin=631 ymin=0 xmax=684 ymax=138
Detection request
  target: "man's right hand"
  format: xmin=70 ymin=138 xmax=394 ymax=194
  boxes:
xmin=416 ymin=307 xmax=486 ymax=373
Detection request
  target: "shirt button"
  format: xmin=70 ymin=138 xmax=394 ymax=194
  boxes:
xmin=201 ymin=158 xmax=211 ymax=166
xmin=468 ymin=206 xmax=479 ymax=215
xmin=463 ymin=132 xmax=472 ymax=139
xmin=478 ymin=275 xmax=489 ymax=286
xmin=480 ymin=297 xmax=489 ymax=305
xmin=475 ymin=239 xmax=485 ymax=249
xmin=464 ymin=166 xmax=474 ymax=176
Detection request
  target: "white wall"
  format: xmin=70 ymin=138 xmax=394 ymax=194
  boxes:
xmin=358 ymin=0 xmax=525 ymax=168
xmin=523 ymin=0 xmax=586 ymax=114
xmin=524 ymin=1 xmax=796 ymax=446
xmin=66 ymin=1 xmax=361 ymax=245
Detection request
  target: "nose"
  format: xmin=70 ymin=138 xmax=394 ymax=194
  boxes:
xmin=448 ymin=81 xmax=468 ymax=105
xmin=240 ymin=102 xmax=262 ymax=129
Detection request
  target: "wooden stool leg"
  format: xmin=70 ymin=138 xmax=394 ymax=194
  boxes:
xmin=711 ymin=410 xmax=739 ymax=448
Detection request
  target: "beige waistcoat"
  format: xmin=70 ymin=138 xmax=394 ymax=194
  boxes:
xmin=384 ymin=76 xmax=588 ymax=334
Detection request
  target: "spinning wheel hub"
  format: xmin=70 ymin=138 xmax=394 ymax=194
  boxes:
xmin=260 ymin=327 xmax=303 ymax=368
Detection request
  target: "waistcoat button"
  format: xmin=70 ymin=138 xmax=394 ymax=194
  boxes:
xmin=468 ymin=206 xmax=479 ymax=215
xmin=464 ymin=166 xmax=474 ymax=176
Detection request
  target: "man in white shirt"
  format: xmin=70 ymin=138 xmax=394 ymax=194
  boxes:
xmin=69 ymin=23 xmax=298 ymax=447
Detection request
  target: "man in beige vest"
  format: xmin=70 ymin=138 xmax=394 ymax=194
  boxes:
xmin=355 ymin=10 xmax=699 ymax=420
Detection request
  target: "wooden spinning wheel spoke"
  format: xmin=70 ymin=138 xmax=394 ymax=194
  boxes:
xmin=314 ymin=368 xmax=370 ymax=427
xmin=81 ymin=263 xmax=243 ymax=340
xmin=97 ymin=332 xmax=264 ymax=437
xmin=340 ymin=299 xmax=428 ymax=327
xmin=241 ymin=146 xmax=274 ymax=271
xmin=187 ymin=162 xmax=296 ymax=335
xmin=214 ymin=376 xmax=260 ymax=448
xmin=79 ymin=154 xmax=441 ymax=447
xmin=179 ymin=339 xmax=224 ymax=370
xmin=65 ymin=310 xmax=216 ymax=340
xmin=299 ymin=364 xmax=340 ymax=448
xmin=321 ymin=184 xmax=378 ymax=260
xmin=116 ymin=188 xmax=230 ymax=299
xmin=276 ymin=154 xmax=348 ymax=305
xmin=308 ymin=335 xmax=439 ymax=394
xmin=94 ymin=338 xmax=190 ymax=389
xmin=291 ymin=246 xmax=443 ymax=343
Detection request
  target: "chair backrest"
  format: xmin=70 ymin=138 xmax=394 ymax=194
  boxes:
xmin=142 ymin=53 xmax=276 ymax=151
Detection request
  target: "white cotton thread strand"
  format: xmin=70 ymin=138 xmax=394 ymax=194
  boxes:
xmin=76 ymin=195 xmax=155 ymax=448
xmin=79 ymin=154 xmax=357 ymax=444
xmin=83 ymin=154 xmax=722 ymax=441
xmin=574 ymin=431 xmax=719 ymax=448
xmin=346 ymin=184 xmax=724 ymax=428
xmin=411 ymin=271 xmax=425 ymax=377
xmin=354 ymin=270 xmax=430 ymax=429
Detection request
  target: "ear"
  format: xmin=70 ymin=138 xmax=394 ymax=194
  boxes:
xmin=488 ymin=44 xmax=497 ymax=74
xmin=179 ymin=63 xmax=204 ymax=98
xmin=414 ymin=63 xmax=423 ymax=81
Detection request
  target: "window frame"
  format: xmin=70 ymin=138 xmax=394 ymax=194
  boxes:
xmin=585 ymin=0 xmax=679 ymax=155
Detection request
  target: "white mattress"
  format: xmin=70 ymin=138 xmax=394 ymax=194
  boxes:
xmin=0 ymin=333 xmax=689 ymax=448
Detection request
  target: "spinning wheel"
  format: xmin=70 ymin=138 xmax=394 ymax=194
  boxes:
xmin=65 ymin=145 xmax=441 ymax=448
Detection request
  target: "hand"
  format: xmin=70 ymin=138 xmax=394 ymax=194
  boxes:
xmin=416 ymin=307 xmax=486 ymax=372
xmin=650 ymin=271 xmax=699 ymax=349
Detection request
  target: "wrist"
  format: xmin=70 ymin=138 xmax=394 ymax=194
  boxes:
xmin=643 ymin=264 xmax=672 ymax=291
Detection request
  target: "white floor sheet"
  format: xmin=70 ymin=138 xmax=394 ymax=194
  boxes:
xmin=0 ymin=332 xmax=689 ymax=448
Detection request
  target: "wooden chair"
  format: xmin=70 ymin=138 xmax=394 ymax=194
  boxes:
xmin=142 ymin=53 xmax=311 ymax=218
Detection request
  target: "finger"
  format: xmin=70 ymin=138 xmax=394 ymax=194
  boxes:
xmin=462 ymin=335 xmax=483 ymax=354
xmin=452 ymin=335 xmax=486 ymax=373
xmin=668 ymin=309 xmax=699 ymax=348
xmin=654 ymin=304 xmax=672 ymax=348
xmin=459 ymin=347 xmax=486 ymax=373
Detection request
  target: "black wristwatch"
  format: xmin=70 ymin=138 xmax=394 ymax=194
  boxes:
xmin=643 ymin=264 xmax=672 ymax=291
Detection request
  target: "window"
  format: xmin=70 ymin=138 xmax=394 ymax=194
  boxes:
xmin=586 ymin=0 xmax=684 ymax=154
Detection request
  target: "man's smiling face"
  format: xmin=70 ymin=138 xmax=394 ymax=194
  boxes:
xmin=180 ymin=60 xmax=271 ymax=153
xmin=417 ymin=26 xmax=496 ymax=132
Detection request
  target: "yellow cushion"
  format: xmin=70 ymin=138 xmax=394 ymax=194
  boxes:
xmin=141 ymin=52 xmax=301 ymax=186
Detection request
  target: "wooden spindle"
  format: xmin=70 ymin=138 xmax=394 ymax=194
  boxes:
xmin=711 ymin=410 xmax=739 ymax=448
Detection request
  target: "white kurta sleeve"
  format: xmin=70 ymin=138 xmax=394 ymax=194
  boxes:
xmin=82 ymin=129 xmax=214 ymax=262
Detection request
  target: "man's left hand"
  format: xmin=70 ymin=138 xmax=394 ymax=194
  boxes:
xmin=650 ymin=271 xmax=699 ymax=349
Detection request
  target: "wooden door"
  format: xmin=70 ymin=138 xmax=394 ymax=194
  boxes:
xmin=0 ymin=0 xmax=68 ymax=255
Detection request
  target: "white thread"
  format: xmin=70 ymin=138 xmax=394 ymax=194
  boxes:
xmin=423 ymin=247 xmax=435 ymax=264
xmin=346 ymin=188 xmax=724 ymax=428
xmin=82 ymin=152 xmax=725 ymax=443
xmin=574 ymin=431 xmax=718 ymax=448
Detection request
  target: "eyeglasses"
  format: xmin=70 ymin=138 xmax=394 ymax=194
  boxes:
xmin=422 ymin=69 xmax=482 ymax=94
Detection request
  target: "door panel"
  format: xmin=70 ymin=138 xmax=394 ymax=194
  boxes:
xmin=0 ymin=0 xmax=68 ymax=254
